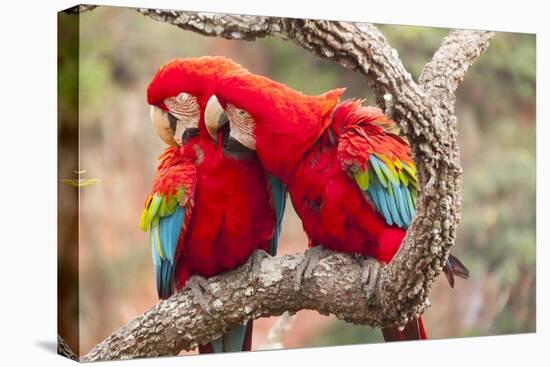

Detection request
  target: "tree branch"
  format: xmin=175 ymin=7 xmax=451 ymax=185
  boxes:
xmin=419 ymin=29 xmax=495 ymax=109
xmin=82 ymin=251 xmax=391 ymax=361
xmin=134 ymin=6 xmax=493 ymax=339
xmin=66 ymin=7 xmax=493 ymax=361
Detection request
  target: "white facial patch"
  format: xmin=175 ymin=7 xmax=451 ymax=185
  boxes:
xmin=150 ymin=105 xmax=177 ymax=146
xmin=226 ymin=104 xmax=257 ymax=150
xmin=164 ymin=92 xmax=200 ymax=145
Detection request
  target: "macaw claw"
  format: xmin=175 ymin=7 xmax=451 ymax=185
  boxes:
xmin=294 ymin=246 xmax=330 ymax=291
xmin=186 ymin=275 xmax=213 ymax=316
xmin=247 ymin=249 xmax=271 ymax=283
xmin=359 ymin=256 xmax=380 ymax=300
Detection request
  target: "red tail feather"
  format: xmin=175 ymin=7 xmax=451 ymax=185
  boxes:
xmin=382 ymin=316 xmax=428 ymax=341
xmin=418 ymin=316 xmax=427 ymax=339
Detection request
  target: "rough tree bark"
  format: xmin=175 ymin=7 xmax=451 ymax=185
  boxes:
xmin=64 ymin=7 xmax=493 ymax=362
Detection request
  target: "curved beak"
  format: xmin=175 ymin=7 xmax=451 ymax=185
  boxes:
xmin=150 ymin=105 xmax=178 ymax=146
xmin=204 ymin=95 xmax=229 ymax=142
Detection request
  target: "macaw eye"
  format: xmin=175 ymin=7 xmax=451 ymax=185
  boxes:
xmin=227 ymin=104 xmax=253 ymax=123
xmin=234 ymin=108 xmax=252 ymax=121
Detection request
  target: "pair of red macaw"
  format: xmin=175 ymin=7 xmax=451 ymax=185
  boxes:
xmin=140 ymin=57 xmax=468 ymax=353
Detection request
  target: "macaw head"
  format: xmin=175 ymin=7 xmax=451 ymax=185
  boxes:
xmin=204 ymin=72 xmax=345 ymax=179
xmin=146 ymin=56 xmax=246 ymax=146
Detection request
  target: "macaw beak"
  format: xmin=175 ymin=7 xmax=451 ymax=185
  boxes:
xmin=204 ymin=95 xmax=229 ymax=142
xmin=150 ymin=105 xmax=178 ymax=146
xmin=150 ymin=105 xmax=199 ymax=146
xmin=205 ymin=95 xmax=257 ymax=155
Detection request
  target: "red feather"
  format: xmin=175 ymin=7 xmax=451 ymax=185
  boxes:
xmin=146 ymin=57 xmax=276 ymax=285
xmin=175 ymin=138 xmax=275 ymax=283
xmin=217 ymin=72 xmax=427 ymax=340
xmin=147 ymin=142 xmax=276 ymax=286
xmin=217 ymin=73 xmax=345 ymax=181
xmin=147 ymin=56 xmax=245 ymax=110
xmin=145 ymin=59 xmax=278 ymax=353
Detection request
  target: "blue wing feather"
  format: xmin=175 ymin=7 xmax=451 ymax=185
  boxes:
xmin=223 ymin=324 xmax=248 ymax=352
xmin=393 ymin=183 xmax=410 ymax=225
xmin=268 ymin=175 xmax=287 ymax=256
xmin=159 ymin=205 xmax=184 ymax=264
xmin=368 ymin=178 xmax=394 ymax=226
xmin=208 ymin=323 xmax=248 ymax=352
xmin=364 ymin=157 xmax=417 ymax=229
xmin=151 ymin=205 xmax=185 ymax=299
xmin=210 ymin=337 xmax=224 ymax=353
xmin=386 ymin=184 xmax=404 ymax=228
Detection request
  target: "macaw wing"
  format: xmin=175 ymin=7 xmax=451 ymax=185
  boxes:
xmin=268 ymin=175 xmax=287 ymax=256
xmin=140 ymin=147 xmax=197 ymax=299
xmin=337 ymin=112 xmax=418 ymax=229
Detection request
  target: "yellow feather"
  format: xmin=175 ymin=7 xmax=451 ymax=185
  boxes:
xmin=144 ymin=195 xmax=153 ymax=208
xmin=354 ymin=171 xmax=370 ymax=190
xmin=155 ymin=225 xmax=164 ymax=259
xmin=403 ymin=162 xmax=417 ymax=178
xmin=375 ymin=153 xmax=399 ymax=184
xmin=394 ymin=159 xmax=403 ymax=170
xmin=398 ymin=169 xmax=409 ymax=186
xmin=139 ymin=208 xmax=150 ymax=231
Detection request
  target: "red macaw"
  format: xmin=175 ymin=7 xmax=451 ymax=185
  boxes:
xmin=141 ymin=57 xmax=287 ymax=353
xmin=204 ymin=64 xmax=468 ymax=342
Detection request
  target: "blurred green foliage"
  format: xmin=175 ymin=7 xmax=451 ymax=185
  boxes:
xmin=57 ymin=13 xmax=79 ymax=127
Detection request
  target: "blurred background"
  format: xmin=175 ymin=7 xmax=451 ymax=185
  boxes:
xmin=59 ymin=5 xmax=535 ymax=355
